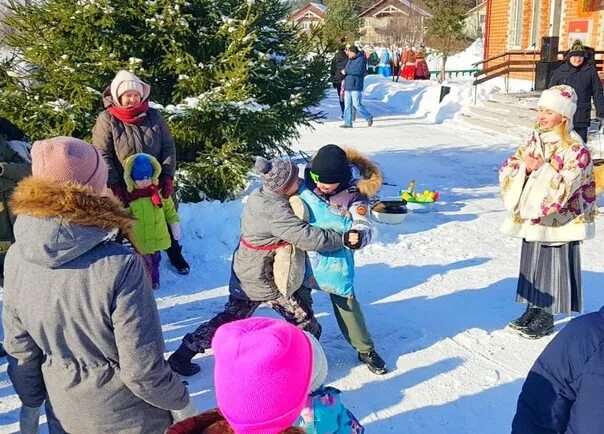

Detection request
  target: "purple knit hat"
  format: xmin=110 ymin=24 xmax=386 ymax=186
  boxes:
xmin=31 ymin=136 xmax=109 ymax=196
xmin=254 ymin=156 xmax=299 ymax=195
xmin=212 ymin=317 xmax=313 ymax=434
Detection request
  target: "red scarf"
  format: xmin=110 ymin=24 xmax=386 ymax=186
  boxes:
xmin=129 ymin=184 xmax=163 ymax=207
xmin=108 ymin=101 xmax=149 ymax=125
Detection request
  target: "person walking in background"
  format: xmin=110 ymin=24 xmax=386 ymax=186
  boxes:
xmin=499 ymin=85 xmax=597 ymax=339
xmin=3 ymin=137 xmax=196 ymax=433
xmin=400 ymin=44 xmax=416 ymax=81
xmin=341 ymin=46 xmax=373 ymax=129
xmin=414 ymin=46 xmax=430 ymax=80
xmin=549 ymin=40 xmax=604 ymax=142
xmin=92 ymin=70 xmax=191 ymax=275
xmin=330 ymin=38 xmax=349 ymax=118
xmin=512 ymin=305 xmax=604 ymax=434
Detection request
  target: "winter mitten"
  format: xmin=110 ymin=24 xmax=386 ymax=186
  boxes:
xmin=159 ymin=174 xmax=174 ymax=199
xmin=343 ymin=229 xmax=362 ymax=250
xmin=171 ymin=397 xmax=198 ymax=423
xmin=110 ymin=183 xmax=130 ymax=206
xmin=170 ymin=223 xmax=181 ymax=241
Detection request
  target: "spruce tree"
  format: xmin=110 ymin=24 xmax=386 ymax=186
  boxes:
xmin=0 ymin=0 xmax=329 ymax=201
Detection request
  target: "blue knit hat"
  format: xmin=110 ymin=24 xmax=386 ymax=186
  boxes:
xmin=131 ymin=154 xmax=154 ymax=181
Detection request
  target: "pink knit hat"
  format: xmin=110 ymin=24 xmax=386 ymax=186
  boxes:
xmin=31 ymin=136 xmax=109 ymax=196
xmin=212 ymin=318 xmax=313 ymax=434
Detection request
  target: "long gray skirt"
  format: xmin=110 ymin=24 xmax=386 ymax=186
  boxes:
xmin=515 ymin=240 xmax=582 ymax=314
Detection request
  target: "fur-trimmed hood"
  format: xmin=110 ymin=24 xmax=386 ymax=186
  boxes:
xmin=344 ymin=147 xmax=383 ymax=197
xmin=10 ymin=177 xmax=136 ymax=267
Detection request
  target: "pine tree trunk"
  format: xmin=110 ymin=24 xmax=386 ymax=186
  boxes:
xmin=439 ymin=55 xmax=447 ymax=84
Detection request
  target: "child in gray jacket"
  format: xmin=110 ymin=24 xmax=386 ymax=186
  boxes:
xmin=169 ymin=156 xmax=348 ymax=376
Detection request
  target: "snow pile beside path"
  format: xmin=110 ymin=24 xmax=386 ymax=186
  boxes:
xmin=427 ymin=39 xmax=484 ymax=72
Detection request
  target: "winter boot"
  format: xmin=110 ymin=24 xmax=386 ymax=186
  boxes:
xmin=358 ymin=350 xmax=388 ymax=375
xmin=518 ymin=309 xmax=554 ymax=339
xmin=168 ymin=345 xmax=201 ymax=376
xmin=167 ymin=243 xmax=190 ymax=275
xmin=509 ymin=305 xmax=540 ymax=330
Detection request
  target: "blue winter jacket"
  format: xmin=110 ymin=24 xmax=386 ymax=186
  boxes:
xmin=344 ymin=52 xmax=367 ymax=92
xmin=295 ymin=386 xmax=365 ymax=434
xmin=512 ymin=305 xmax=604 ymax=434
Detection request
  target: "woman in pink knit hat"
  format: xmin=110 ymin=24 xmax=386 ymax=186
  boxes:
xmin=92 ymin=70 xmax=191 ymax=275
xmin=166 ymin=317 xmax=312 ymax=434
xmin=3 ymin=137 xmax=196 ymax=433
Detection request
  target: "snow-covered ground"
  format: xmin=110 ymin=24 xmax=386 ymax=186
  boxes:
xmin=1 ymin=76 xmax=604 ymax=433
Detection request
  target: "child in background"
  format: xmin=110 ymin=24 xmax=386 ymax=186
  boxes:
xmin=168 ymin=157 xmax=345 ymax=377
xmin=296 ymin=333 xmax=365 ymax=433
xmin=124 ymin=153 xmax=181 ymax=289
xmin=303 ymin=144 xmax=387 ymax=375
xmin=499 ymin=85 xmax=597 ymax=339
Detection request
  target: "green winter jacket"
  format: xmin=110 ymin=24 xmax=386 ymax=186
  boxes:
xmin=124 ymin=154 xmax=179 ymax=255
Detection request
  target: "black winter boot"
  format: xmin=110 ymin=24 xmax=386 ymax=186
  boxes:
xmin=509 ymin=305 xmax=540 ymax=330
xmin=358 ymin=350 xmax=388 ymax=375
xmin=168 ymin=345 xmax=201 ymax=376
xmin=518 ymin=309 xmax=554 ymax=339
xmin=167 ymin=243 xmax=190 ymax=275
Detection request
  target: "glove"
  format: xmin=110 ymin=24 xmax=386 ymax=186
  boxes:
xmin=159 ymin=174 xmax=174 ymax=199
xmin=110 ymin=183 xmax=130 ymax=206
xmin=170 ymin=397 xmax=198 ymax=423
xmin=343 ymin=229 xmax=362 ymax=250
xmin=170 ymin=222 xmax=181 ymax=241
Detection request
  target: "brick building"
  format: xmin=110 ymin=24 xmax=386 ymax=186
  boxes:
xmin=484 ymin=0 xmax=604 ymax=79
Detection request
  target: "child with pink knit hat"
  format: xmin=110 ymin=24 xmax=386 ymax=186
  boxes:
xmin=166 ymin=317 xmax=311 ymax=434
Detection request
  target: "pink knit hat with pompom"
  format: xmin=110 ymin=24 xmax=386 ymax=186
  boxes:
xmin=212 ymin=317 xmax=313 ymax=434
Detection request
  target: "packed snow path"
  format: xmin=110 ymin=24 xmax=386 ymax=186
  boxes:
xmin=1 ymin=80 xmax=603 ymax=433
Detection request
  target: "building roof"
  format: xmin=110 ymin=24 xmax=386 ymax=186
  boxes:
xmin=360 ymin=0 xmax=431 ymax=19
xmin=290 ymin=2 xmax=327 ymax=21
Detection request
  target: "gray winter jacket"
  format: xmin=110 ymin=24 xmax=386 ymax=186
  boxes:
xmin=3 ymin=177 xmax=189 ymax=434
xmin=92 ymin=94 xmax=176 ymax=186
xmin=230 ymin=187 xmax=344 ymax=301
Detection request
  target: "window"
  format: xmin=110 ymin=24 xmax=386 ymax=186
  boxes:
xmin=529 ymin=0 xmax=541 ymax=48
xmin=509 ymin=0 xmax=524 ymax=49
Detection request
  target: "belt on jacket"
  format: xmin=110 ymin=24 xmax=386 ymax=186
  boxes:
xmin=240 ymin=237 xmax=290 ymax=251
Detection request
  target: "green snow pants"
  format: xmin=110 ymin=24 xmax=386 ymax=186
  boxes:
xmin=330 ymin=293 xmax=374 ymax=353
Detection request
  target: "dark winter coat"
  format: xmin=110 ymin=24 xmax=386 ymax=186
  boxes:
xmin=2 ymin=178 xmax=190 ymax=434
xmin=512 ymin=305 xmax=604 ymax=434
xmin=229 ymin=187 xmax=344 ymax=302
xmin=330 ymin=49 xmax=349 ymax=86
xmin=166 ymin=408 xmax=306 ymax=434
xmin=344 ymin=52 xmax=367 ymax=92
xmin=549 ymin=62 xmax=604 ymax=129
xmin=0 ymin=134 xmax=31 ymax=255
xmin=92 ymin=90 xmax=176 ymax=187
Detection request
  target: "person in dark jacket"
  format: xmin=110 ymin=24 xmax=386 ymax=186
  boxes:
xmin=92 ymin=70 xmax=191 ymax=275
xmin=512 ymin=305 xmax=604 ymax=434
xmin=330 ymin=38 xmax=349 ymax=117
xmin=549 ymin=40 xmax=604 ymax=142
xmin=341 ymin=46 xmax=373 ymax=128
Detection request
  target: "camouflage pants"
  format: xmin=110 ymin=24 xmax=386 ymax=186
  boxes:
xmin=182 ymin=287 xmax=321 ymax=353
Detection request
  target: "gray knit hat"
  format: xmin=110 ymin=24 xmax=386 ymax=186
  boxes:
xmin=255 ymin=156 xmax=299 ymax=194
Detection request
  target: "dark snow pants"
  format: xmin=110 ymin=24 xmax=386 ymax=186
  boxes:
xmin=182 ymin=287 xmax=321 ymax=353
xmin=330 ymin=294 xmax=374 ymax=354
